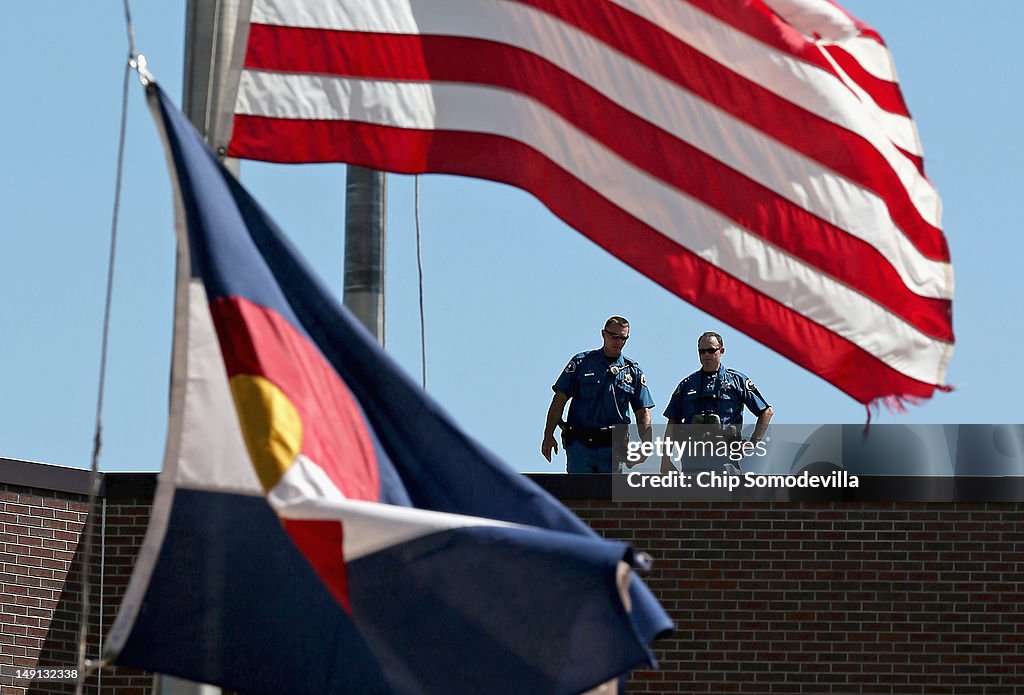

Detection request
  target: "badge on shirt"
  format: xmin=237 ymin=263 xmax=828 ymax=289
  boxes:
xmin=623 ymin=372 xmax=633 ymax=384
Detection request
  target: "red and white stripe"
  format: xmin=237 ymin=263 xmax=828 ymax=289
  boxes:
xmin=227 ymin=0 xmax=953 ymax=405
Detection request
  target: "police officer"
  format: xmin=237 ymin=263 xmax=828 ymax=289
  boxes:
xmin=662 ymin=331 xmax=773 ymax=472
xmin=542 ymin=316 xmax=654 ymax=473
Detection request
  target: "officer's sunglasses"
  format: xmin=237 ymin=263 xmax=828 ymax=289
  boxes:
xmin=602 ymin=330 xmax=629 ymax=342
xmin=698 ymin=347 xmax=722 ymax=354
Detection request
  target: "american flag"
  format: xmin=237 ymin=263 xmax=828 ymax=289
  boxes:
xmin=226 ymin=0 xmax=953 ymax=407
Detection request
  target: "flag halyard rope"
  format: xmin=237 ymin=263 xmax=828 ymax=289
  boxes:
xmin=76 ymin=1 xmax=140 ymax=690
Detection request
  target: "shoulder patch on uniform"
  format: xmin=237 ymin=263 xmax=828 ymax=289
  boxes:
xmin=746 ymin=378 xmax=756 ymax=392
xmin=565 ymin=351 xmax=591 ymax=372
xmin=640 ymin=373 xmax=647 ymax=386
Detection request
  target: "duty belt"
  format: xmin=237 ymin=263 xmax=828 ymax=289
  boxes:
xmin=684 ymin=413 xmax=742 ymax=442
xmin=559 ymin=421 xmax=614 ymax=449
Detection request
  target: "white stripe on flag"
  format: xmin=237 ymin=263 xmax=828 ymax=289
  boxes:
xmin=174 ymin=281 xmax=264 ymax=496
xmin=838 ymin=35 xmax=901 ymax=82
xmin=759 ymin=0 xmax=858 ymax=40
xmin=269 ymin=454 xmax=519 ymax=561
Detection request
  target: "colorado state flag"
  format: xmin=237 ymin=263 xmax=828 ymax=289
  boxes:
xmin=103 ymin=82 xmax=671 ymax=694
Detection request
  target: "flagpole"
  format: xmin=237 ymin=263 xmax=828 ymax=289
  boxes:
xmin=344 ymin=166 xmax=387 ymax=345
xmin=184 ymin=0 xmax=387 ymax=346
xmin=161 ymin=3 xmax=245 ymax=694
xmin=183 ymin=0 xmax=245 ymax=163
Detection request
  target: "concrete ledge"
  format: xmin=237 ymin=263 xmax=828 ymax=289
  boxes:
xmin=525 ymin=473 xmax=612 ymax=499
xmin=0 ymin=457 xmax=97 ymax=496
xmin=0 ymin=458 xmax=158 ymax=499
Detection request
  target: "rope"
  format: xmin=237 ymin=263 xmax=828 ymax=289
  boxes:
xmin=415 ymin=176 xmax=427 ymax=389
xmin=204 ymin=0 xmax=224 ymax=137
xmin=123 ymin=0 xmax=137 ymax=58
xmin=76 ymin=2 xmax=137 ymax=690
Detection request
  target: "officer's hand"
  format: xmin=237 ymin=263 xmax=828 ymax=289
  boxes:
xmin=541 ymin=434 xmax=559 ymax=462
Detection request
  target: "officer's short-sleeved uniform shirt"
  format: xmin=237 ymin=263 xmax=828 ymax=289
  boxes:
xmin=663 ymin=365 xmax=769 ymax=425
xmin=553 ymin=350 xmax=655 ymax=430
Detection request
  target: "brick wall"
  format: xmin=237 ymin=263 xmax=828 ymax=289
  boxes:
xmin=567 ymin=500 xmax=1024 ymax=694
xmin=0 ymin=467 xmax=154 ymax=695
xmin=2 ymin=461 xmax=1022 ymax=694
xmin=0 ymin=485 xmax=93 ymax=694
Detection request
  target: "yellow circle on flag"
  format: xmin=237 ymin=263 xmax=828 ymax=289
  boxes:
xmin=229 ymin=374 xmax=303 ymax=493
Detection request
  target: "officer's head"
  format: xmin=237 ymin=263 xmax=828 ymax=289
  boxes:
xmin=697 ymin=331 xmax=724 ymax=372
xmin=602 ymin=316 xmax=630 ymax=358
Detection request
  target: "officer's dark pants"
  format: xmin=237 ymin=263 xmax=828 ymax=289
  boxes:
xmin=566 ymin=441 xmax=615 ymax=474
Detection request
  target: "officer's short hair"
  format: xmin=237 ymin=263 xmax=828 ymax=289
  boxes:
xmin=697 ymin=331 xmax=724 ymax=348
xmin=605 ymin=316 xmax=630 ymax=330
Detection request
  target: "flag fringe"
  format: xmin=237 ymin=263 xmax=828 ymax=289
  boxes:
xmin=863 ymin=383 xmax=955 ymax=436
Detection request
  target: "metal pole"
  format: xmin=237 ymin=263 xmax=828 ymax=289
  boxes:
xmin=344 ymin=165 xmax=387 ymax=345
xmin=186 ymin=0 xmax=387 ymax=344
xmin=159 ymin=2 xmax=245 ymax=694
xmin=183 ymin=0 xmax=247 ymax=171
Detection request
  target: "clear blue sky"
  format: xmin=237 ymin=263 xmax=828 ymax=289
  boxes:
xmin=2 ymin=2 xmax=1021 ymax=473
